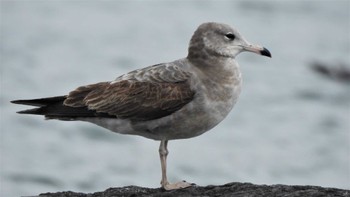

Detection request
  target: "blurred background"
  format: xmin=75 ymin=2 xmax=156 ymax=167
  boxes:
xmin=1 ymin=1 xmax=349 ymax=196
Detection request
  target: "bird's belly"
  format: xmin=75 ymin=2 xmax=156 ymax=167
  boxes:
xmin=81 ymin=82 xmax=241 ymax=141
xmin=137 ymin=83 xmax=242 ymax=140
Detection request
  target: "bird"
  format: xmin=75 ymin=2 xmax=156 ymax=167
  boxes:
xmin=11 ymin=22 xmax=271 ymax=190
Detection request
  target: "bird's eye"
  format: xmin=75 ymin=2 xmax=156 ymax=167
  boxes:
xmin=225 ymin=33 xmax=235 ymax=40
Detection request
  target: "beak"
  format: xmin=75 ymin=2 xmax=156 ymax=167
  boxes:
xmin=242 ymin=43 xmax=272 ymax=58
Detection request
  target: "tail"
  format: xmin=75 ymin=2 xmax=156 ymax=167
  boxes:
xmin=11 ymin=96 xmax=114 ymax=120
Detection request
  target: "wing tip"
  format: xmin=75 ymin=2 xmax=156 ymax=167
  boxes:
xmin=11 ymin=96 xmax=67 ymax=107
xmin=11 ymin=100 xmax=23 ymax=105
xmin=16 ymin=108 xmax=41 ymax=115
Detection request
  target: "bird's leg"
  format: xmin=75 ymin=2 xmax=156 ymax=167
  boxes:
xmin=159 ymin=140 xmax=169 ymax=187
xmin=159 ymin=140 xmax=193 ymax=190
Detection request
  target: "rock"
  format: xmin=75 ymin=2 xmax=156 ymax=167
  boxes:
xmin=311 ymin=61 xmax=350 ymax=83
xmin=38 ymin=182 xmax=349 ymax=197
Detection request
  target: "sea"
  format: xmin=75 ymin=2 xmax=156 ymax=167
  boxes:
xmin=1 ymin=1 xmax=349 ymax=196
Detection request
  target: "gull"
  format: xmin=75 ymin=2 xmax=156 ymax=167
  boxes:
xmin=11 ymin=22 xmax=271 ymax=190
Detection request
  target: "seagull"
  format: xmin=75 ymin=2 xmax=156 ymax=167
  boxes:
xmin=11 ymin=22 xmax=271 ymax=190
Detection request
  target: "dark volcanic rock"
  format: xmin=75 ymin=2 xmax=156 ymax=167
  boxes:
xmin=39 ymin=182 xmax=349 ymax=197
xmin=311 ymin=61 xmax=350 ymax=83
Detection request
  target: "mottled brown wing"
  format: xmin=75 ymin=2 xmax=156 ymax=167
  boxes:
xmin=64 ymin=80 xmax=194 ymax=121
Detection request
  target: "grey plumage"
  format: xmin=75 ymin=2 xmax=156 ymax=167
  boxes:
xmin=11 ymin=22 xmax=271 ymax=190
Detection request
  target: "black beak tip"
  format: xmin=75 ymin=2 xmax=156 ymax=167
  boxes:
xmin=261 ymin=47 xmax=272 ymax=58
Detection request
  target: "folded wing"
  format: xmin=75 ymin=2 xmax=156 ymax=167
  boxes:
xmin=64 ymin=79 xmax=194 ymax=121
xmin=13 ymin=63 xmax=195 ymax=121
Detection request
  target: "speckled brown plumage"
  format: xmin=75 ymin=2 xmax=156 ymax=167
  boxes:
xmin=64 ymin=80 xmax=194 ymax=121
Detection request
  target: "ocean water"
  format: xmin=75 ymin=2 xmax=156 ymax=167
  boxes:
xmin=1 ymin=1 xmax=349 ymax=196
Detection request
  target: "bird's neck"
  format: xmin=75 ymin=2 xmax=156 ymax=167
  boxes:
xmin=188 ymin=54 xmax=241 ymax=86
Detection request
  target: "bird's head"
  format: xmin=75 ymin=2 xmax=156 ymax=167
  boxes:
xmin=188 ymin=22 xmax=271 ymax=60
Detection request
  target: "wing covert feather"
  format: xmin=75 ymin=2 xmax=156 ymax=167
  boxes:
xmin=64 ymin=79 xmax=194 ymax=121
